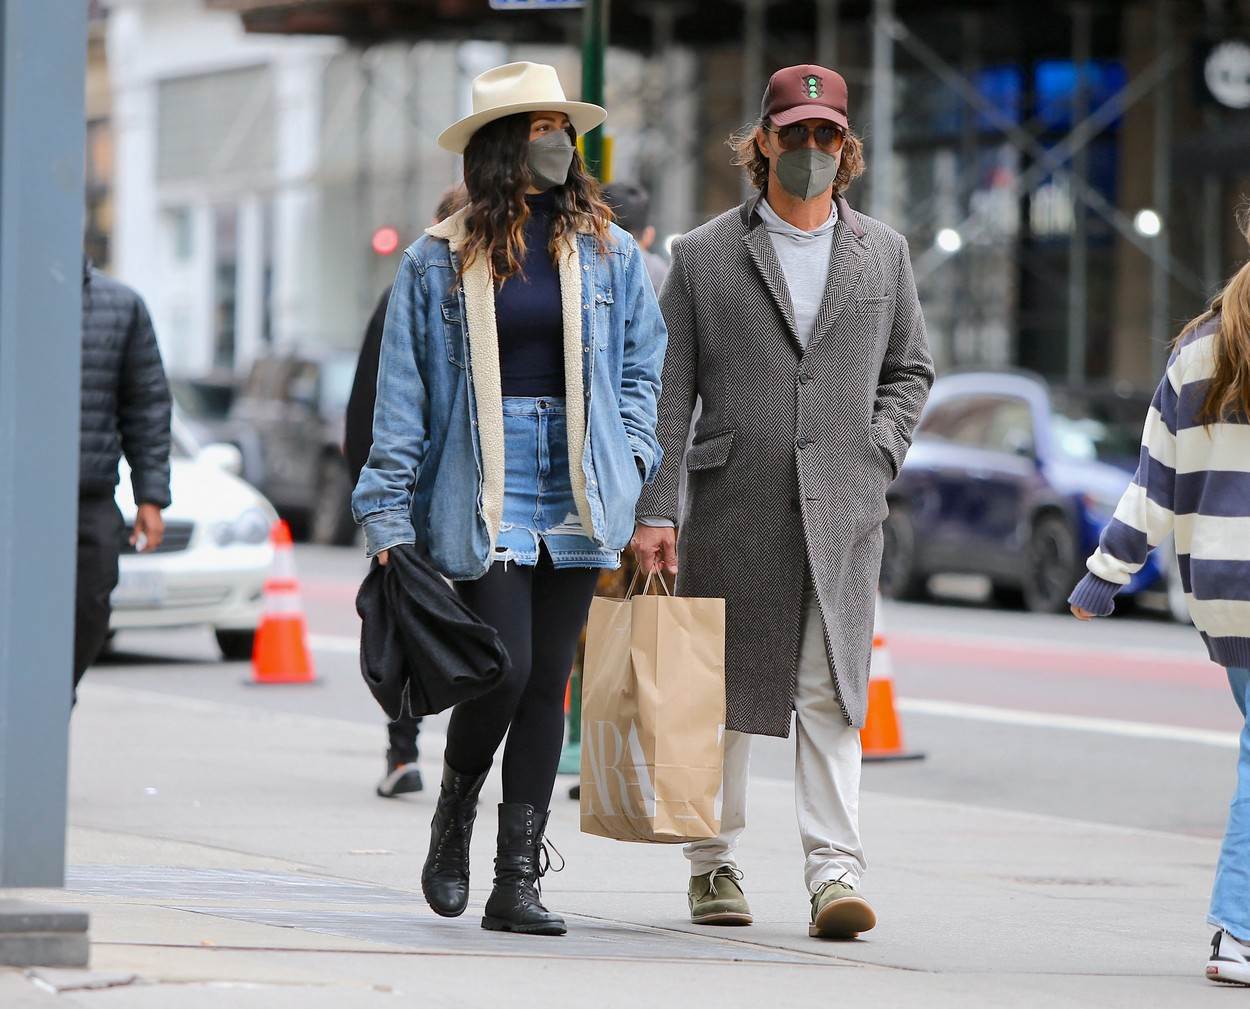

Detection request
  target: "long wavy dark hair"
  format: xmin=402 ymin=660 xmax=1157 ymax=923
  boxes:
xmin=459 ymin=112 xmax=613 ymax=283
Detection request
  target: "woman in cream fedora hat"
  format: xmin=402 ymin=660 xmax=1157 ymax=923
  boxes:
xmin=353 ymin=62 xmax=668 ymax=937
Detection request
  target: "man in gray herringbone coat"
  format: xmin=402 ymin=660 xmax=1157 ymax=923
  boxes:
xmin=633 ymin=64 xmax=933 ymax=939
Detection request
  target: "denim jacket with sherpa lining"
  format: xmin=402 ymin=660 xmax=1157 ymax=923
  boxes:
xmin=352 ymin=209 xmax=668 ymax=580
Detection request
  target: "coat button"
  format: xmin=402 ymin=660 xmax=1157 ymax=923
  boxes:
xmin=798 ymin=371 xmax=813 ymax=384
xmin=797 ymin=439 xmax=812 ymax=450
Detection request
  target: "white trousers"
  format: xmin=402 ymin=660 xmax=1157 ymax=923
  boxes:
xmin=685 ymin=587 xmax=866 ymax=894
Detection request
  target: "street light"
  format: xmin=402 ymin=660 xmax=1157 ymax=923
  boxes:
xmin=1133 ymin=208 xmax=1163 ymax=238
xmin=935 ymin=227 xmax=963 ymax=254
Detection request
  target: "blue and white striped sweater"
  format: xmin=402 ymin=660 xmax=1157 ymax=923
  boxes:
xmin=1069 ymin=316 xmax=1250 ymax=669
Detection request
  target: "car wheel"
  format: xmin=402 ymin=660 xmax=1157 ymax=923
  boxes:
xmin=880 ymin=503 xmax=927 ymax=601
xmin=990 ymin=583 xmax=1025 ymax=609
xmin=283 ymin=510 xmax=312 ymax=542
xmin=97 ymin=630 xmax=118 ymax=660
xmin=215 ymin=629 xmax=256 ymax=662
xmin=311 ymin=455 xmax=357 ymax=547
xmin=1021 ymin=514 xmax=1081 ymax=614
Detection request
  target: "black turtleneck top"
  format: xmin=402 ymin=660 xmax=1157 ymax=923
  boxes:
xmin=494 ymin=190 xmax=566 ymax=398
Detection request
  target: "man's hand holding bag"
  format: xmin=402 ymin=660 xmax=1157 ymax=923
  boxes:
xmin=579 ymin=568 xmax=726 ymax=843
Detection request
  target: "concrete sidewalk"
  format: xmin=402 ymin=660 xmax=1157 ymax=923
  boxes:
xmin=1 ymin=680 xmax=1228 ymax=1007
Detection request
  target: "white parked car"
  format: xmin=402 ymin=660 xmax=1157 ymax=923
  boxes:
xmin=111 ymin=419 xmax=278 ymax=660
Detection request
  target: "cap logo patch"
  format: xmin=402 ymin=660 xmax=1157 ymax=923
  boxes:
xmin=804 ymin=74 xmax=824 ymax=99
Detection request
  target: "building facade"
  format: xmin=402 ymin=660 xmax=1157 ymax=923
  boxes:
xmin=106 ymin=0 xmax=695 ymax=377
xmin=111 ymin=0 xmax=1250 ymax=391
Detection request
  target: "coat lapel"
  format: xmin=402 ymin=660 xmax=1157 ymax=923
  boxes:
xmin=803 ymin=217 xmax=866 ymax=359
xmin=741 ymin=200 xmax=802 ymax=353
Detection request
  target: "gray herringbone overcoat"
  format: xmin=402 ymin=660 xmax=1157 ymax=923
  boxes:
xmin=636 ymin=194 xmax=933 ymax=736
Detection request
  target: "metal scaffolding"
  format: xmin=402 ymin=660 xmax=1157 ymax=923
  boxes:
xmin=879 ymin=5 xmax=1194 ymax=379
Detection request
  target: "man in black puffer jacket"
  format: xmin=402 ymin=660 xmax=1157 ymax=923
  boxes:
xmin=77 ymin=259 xmax=172 ymax=696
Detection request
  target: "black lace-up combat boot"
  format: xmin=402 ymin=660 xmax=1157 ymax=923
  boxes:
xmin=481 ymin=802 xmax=566 ymax=936
xmin=421 ymin=762 xmax=488 ymax=917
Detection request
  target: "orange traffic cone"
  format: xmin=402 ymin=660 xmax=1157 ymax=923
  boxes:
xmin=861 ymin=594 xmax=923 ymax=762
xmin=249 ymin=520 xmax=317 ymax=685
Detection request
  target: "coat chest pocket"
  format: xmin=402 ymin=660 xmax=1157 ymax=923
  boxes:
xmin=593 ymin=288 xmax=614 ymax=350
xmin=855 ymin=294 xmax=889 ymax=315
xmin=441 ymin=298 xmax=467 ymax=368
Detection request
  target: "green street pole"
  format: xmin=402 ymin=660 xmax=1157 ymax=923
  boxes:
xmin=560 ymin=0 xmax=608 ymax=784
xmin=580 ymin=0 xmax=608 ymax=180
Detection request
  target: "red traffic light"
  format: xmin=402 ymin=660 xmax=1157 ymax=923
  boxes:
xmin=371 ymin=226 xmax=400 ymax=257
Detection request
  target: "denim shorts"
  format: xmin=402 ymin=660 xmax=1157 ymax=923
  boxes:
xmin=497 ymin=397 xmax=621 ymax=570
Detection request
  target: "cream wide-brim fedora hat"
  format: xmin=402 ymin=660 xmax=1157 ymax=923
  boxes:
xmin=437 ymin=61 xmax=607 ymax=154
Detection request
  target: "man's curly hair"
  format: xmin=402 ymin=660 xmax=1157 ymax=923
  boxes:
xmin=729 ymin=119 xmax=866 ymax=194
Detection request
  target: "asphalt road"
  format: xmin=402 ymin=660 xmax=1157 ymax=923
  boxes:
xmin=96 ymin=545 xmax=1242 ymax=843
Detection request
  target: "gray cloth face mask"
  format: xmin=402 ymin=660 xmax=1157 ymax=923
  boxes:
xmin=528 ymin=133 xmax=576 ymax=192
xmin=776 ymin=148 xmax=839 ymax=201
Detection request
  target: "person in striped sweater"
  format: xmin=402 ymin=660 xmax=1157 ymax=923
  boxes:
xmin=1069 ymin=211 xmax=1250 ymax=987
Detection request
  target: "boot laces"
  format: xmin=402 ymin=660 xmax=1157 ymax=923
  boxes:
xmin=431 ymin=796 xmax=473 ymax=869
xmin=539 ymin=835 xmax=565 ymax=877
xmin=531 ymin=835 xmax=565 ymax=896
xmin=701 ymin=865 xmax=744 ymax=900
xmin=813 ymin=871 xmax=854 ymax=903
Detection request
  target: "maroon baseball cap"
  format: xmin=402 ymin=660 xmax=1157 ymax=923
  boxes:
xmin=761 ymin=64 xmax=849 ymax=130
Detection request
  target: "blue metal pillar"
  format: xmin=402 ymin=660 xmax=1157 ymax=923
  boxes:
xmin=0 ymin=0 xmax=87 ymax=887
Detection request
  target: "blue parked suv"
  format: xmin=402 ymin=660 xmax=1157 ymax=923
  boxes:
xmin=879 ymin=371 xmax=1168 ymax=613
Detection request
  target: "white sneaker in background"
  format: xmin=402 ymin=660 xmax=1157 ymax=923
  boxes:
xmin=1207 ymin=929 xmax=1250 ymax=986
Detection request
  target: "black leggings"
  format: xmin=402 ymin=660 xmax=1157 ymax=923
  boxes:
xmin=445 ymin=550 xmax=600 ymax=811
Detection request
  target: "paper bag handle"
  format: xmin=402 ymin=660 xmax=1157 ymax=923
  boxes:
xmin=625 ymin=565 xmax=673 ymax=599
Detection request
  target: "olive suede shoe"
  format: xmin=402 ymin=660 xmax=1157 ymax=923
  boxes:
xmin=809 ymin=880 xmax=876 ymax=939
xmin=688 ymin=866 xmax=753 ymax=926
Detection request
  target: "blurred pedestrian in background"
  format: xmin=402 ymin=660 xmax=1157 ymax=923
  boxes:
xmin=1069 ymin=210 xmax=1250 ymax=987
xmin=353 ymin=62 xmax=666 ymax=936
xmin=633 ymin=63 xmax=933 ymax=939
xmin=346 ymin=183 xmax=466 ymax=800
xmin=75 ymin=258 xmax=171 ymax=702
xmin=603 ymin=181 xmax=668 ymax=293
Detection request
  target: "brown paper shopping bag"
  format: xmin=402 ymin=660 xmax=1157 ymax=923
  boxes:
xmin=579 ymin=570 xmax=726 ymax=844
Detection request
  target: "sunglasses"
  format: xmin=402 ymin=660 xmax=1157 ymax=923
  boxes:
xmin=765 ymin=123 xmax=846 ymax=153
